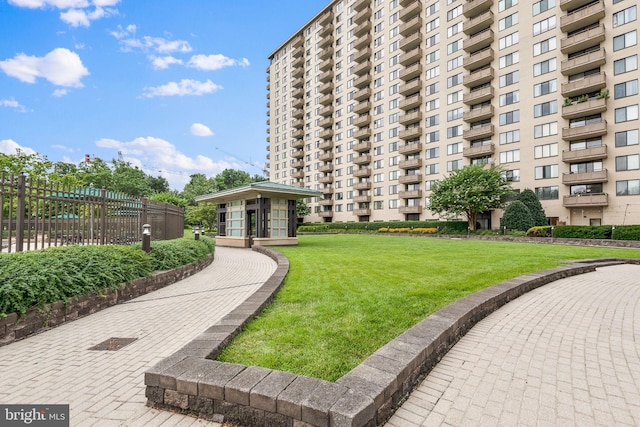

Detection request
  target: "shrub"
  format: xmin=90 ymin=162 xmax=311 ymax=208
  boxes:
xmin=517 ymin=189 xmax=548 ymax=226
xmin=527 ymin=226 xmax=553 ymax=237
xmin=133 ymin=237 xmax=215 ymax=271
xmin=612 ymin=225 xmax=640 ymax=241
xmin=500 ymin=200 xmax=534 ymax=231
xmin=299 ymin=220 xmax=467 ymax=234
xmin=552 ymin=225 xmax=612 ymax=239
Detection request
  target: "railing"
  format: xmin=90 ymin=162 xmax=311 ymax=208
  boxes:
xmin=0 ymin=173 xmax=184 ymax=253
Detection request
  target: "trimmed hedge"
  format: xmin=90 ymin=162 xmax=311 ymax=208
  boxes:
xmin=612 ymin=225 xmax=640 ymax=241
xmin=298 ymin=220 xmax=468 ymax=234
xmin=527 ymin=226 xmax=553 ymax=237
xmin=0 ymin=237 xmax=215 ymax=318
xmin=551 ymin=225 xmax=613 ymax=239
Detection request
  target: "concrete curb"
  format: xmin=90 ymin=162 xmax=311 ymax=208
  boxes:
xmin=144 ymin=252 xmax=639 ymax=426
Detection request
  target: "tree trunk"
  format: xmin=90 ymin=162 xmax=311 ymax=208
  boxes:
xmin=467 ymin=211 xmax=478 ymax=231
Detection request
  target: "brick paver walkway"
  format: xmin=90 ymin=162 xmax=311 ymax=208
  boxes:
xmin=387 ymin=263 xmax=640 ymax=427
xmin=0 ymin=246 xmax=277 ymax=426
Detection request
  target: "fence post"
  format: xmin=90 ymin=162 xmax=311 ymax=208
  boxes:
xmin=15 ymin=173 xmax=26 ymax=252
xmin=100 ymin=188 xmax=107 ymax=245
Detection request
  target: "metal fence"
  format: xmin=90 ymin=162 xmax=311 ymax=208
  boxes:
xmin=0 ymin=173 xmax=184 ymax=253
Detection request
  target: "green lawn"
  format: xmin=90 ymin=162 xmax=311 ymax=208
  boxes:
xmin=218 ymin=234 xmax=639 ymax=381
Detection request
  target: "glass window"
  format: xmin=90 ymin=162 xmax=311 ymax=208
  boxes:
xmin=615 ymin=129 xmax=639 ymax=147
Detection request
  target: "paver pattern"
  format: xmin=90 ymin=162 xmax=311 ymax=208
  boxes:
xmin=0 ymin=246 xmax=277 ymax=426
xmin=386 ymin=264 xmax=640 ymax=427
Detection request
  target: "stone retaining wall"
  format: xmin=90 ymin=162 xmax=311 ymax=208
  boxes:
xmin=144 ymin=247 xmax=640 ymax=426
xmin=0 ymin=253 xmax=215 ymax=347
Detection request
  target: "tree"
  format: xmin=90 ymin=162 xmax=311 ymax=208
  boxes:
xmin=181 ymin=173 xmax=215 ymax=205
xmin=500 ymin=200 xmax=534 ymax=231
xmin=516 ymin=189 xmax=548 ymax=226
xmin=296 ymin=199 xmax=310 ymax=218
xmin=428 ymin=165 xmax=513 ymax=231
xmin=185 ymin=203 xmax=217 ymax=230
xmin=213 ymin=169 xmax=253 ymax=192
xmin=150 ymin=192 xmax=187 ymax=208
xmin=0 ymin=150 xmax=53 ymax=180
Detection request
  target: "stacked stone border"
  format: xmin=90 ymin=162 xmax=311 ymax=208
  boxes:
xmin=0 ymin=253 xmax=215 ymax=347
xmin=144 ymin=249 xmax=640 ymax=427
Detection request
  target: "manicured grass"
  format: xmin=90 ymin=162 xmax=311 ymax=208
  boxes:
xmin=218 ymin=234 xmax=639 ymax=381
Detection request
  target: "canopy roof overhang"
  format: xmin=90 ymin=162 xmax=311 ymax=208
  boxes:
xmin=195 ymin=181 xmax=321 ymax=204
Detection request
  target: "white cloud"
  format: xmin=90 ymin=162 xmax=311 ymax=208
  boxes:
xmin=110 ymin=24 xmax=136 ymax=39
xmin=52 ymin=144 xmax=74 ymax=152
xmin=149 ymin=55 xmax=183 ymax=70
xmin=8 ymin=0 xmax=89 ymax=8
xmin=0 ymin=99 xmax=29 ymax=112
xmin=60 ymin=6 xmax=117 ymax=27
xmin=52 ymin=88 xmax=68 ymax=97
xmin=187 ymin=54 xmax=250 ymax=71
xmin=190 ymin=123 xmax=214 ymax=137
xmin=9 ymin=0 xmax=119 ymax=26
xmin=92 ymin=0 xmax=119 ymax=6
xmin=117 ymin=35 xmax=192 ymax=54
xmin=0 ymin=48 xmax=89 ymax=87
xmin=95 ymin=136 xmax=243 ymax=189
xmin=142 ymin=79 xmax=221 ymax=98
xmin=0 ymin=139 xmax=37 ymax=156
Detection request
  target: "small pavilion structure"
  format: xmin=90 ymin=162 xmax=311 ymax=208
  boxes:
xmin=195 ymin=182 xmax=321 ymax=248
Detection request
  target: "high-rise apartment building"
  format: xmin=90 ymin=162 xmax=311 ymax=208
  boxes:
xmin=266 ymin=0 xmax=640 ymax=227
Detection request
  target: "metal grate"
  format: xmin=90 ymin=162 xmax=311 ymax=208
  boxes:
xmin=89 ymin=337 xmax=138 ymax=351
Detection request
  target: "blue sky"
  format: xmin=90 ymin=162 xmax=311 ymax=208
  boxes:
xmin=0 ymin=0 xmax=328 ymax=190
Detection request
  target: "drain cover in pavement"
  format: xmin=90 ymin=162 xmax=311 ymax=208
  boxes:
xmin=89 ymin=337 xmax=138 ymax=351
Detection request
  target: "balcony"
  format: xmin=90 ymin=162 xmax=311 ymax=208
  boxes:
xmin=292 ymin=149 xmax=304 ymax=159
xmin=463 ymin=124 xmax=495 ymax=140
xmin=353 ymin=34 xmax=371 ymax=50
xmin=399 ymin=111 xmax=422 ymax=126
xmin=321 ymin=186 xmax=334 ymax=194
xmin=353 ymin=47 xmax=371 ymax=63
xmin=400 ymin=15 xmax=422 ymax=36
xmin=399 ymin=127 xmax=422 ymax=140
xmin=292 ymin=139 xmax=304 ymax=149
xmin=562 ymin=169 xmax=608 ymax=185
xmin=400 ymin=32 xmax=422 ymax=51
xmin=292 ymin=77 xmax=304 ymax=88
xmin=562 ymin=120 xmax=607 ymax=141
xmin=319 ymin=58 xmax=333 ymax=71
xmin=353 ymin=101 xmax=371 ymax=115
xmin=353 ymin=7 xmax=371 ymax=24
xmin=563 ymin=193 xmax=608 ymax=207
xmin=292 ymin=107 xmax=304 ymax=119
xmin=399 ymin=142 xmax=422 ymax=155
xmin=463 ymin=105 xmax=494 ymax=122
xmin=400 ymin=206 xmax=422 ymax=214
xmin=292 ymin=56 xmax=304 ymax=69
xmin=292 ymin=35 xmax=304 ymax=48
xmin=319 ymin=163 xmax=333 ymax=173
xmin=353 ymin=168 xmax=372 ymax=178
xmin=354 ymin=73 xmax=372 ymax=88
xmin=353 ymin=181 xmax=371 ymax=190
xmin=399 ymin=1 xmax=420 ymax=21
xmin=354 ymin=209 xmax=372 ymax=216
xmin=318 ymin=199 xmax=334 ymax=207
xmin=562 ymin=145 xmax=607 ymax=162
xmin=463 ymin=67 xmax=494 ymax=87
xmin=292 ymin=171 xmax=305 ymax=179
xmin=319 ymin=93 xmax=334 ymax=106
xmin=319 ymin=128 xmax=334 ymax=139
xmin=318 ymin=47 xmax=333 ymax=61
xmin=562 ymin=98 xmax=607 ymax=120
xmin=354 ymin=87 xmax=372 ymax=102
xmin=319 ymin=151 xmax=334 ymax=161
xmin=318 ymin=211 xmax=334 ymax=218
xmin=291 ymin=66 xmax=304 ymax=78
xmin=319 ymin=105 xmax=334 ymax=117
xmin=291 ymin=87 xmax=304 ymax=98
xmin=561 ymin=47 xmax=606 ymax=75
xmin=399 ymin=94 xmax=422 ymax=110
xmin=463 ymin=47 xmax=494 ymax=70
xmin=399 ymin=158 xmax=423 ymax=169
xmin=464 ymin=29 xmax=494 ymax=53
xmin=319 ymin=140 xmax=334 ymax=150
xmin=561 ymin=24 xmax=605 ymax=55
xmin=319 ymin=117 xmax=333 ymax=128
xmin=463 ymin=10 xmax=494 ymax=35
xmin=399 ymin=190 xmax=423 ymax=199
xmin=319 ymin=81 xmax=333 ymax=94
xmin=353 ymin=114 xmax=370 ymax=127
xmin=353 ymin=141 xmax=371 ymax=153
xmin=353 ymin=154 xmax=372 ymax=165
xmin=560 ymin=0 xmax=595 ymax=11
xmin=463 ymin=143 xmax=495 ymax=158
xmin=353 ymin=60 xmax=371 ymax=76
xmin=319 ymin=70 xmax=334 ymax=83
xmin=292 ymin=129 xmax=304 ymax=139
xmin=399 ymin=174 xmax=422 ymax=184
xmin=400 ymin=79 xmax=421 ymax=96
xmin=353 ymin=0 xmax=368 ymax=12
xmin=292 ymin=119 xmax=304 ymax=129
xmin=354 ymin=127 xmax=372 ymax=140
xmin=560 ymin=1 xmax=605 ymax=33
xmin=354 ymin=195 xmax=371 ymax=203
xmin=319 ymin=23 xmax=334 ymax=38
xmin=400 ymin=47 xmax=422 ymax=66
xmin=561 ymin=72 xmax=606 ymax=97
xmin=354 ymin=21 xmax=372 ymax=37
xmin=292 ymin=97 xmax=304 ymax=109
xmin=463 ymin=86 xmax=494 ymax=105
xmin=464 ymin=0 xmax=494 ymax=17
xmin=319 ymin=175 xmax=334 ymax=184
xmin=292 ymin=46 xmax=304 ymax=58
xmin=319 ymin=11 xmax=332 ymax=26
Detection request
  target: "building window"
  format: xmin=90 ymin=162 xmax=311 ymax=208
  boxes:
xmin=499 ymin=32 xmax=519 ymax=50
xmin=503 ymin=169 xmax=520 ymax=182
xmin=447 ymin=125 xmax=463 ymax=138
xmin=616 ymin=179 xmax=640 ymax=195
xmin=535 ymin=186 xmax=559 ymax=200
xmin=615 ymin=129 xmax=639 ymax=147
xmin=447 ymin=5 xmax=463 ymax=21
xmin=499 ymin=12 xmax=519 ymax=31
xmin=533 ymin=58 xmax=556 ymax=76
xmin=499 ymin=90 xmax=520 ymax=106
xmin=533 ymin=16 xmax=556 ymax=36
xmin=614 ymin=80 xmax=639 ymax=99
xmin=425 ymin=163 xmax=440 ymax=175
xmin=447 ymin=107 xmax=463 ymax=121
xmin=616 ymin=154 xmax=640 ymax=171
xmin=499 ymin=110 xmax=520 ymax=125
xmin=534 ymin=100 xmax=557 ymax=117
xmin=535 ymin=164 xmax=558 ymax=179
xmin=447 ymin=142 xmax=463 ymax=154
xmin=533 ymin=37 xmax=556 ymax=56
xmin=533 ymin=79 xmax=557 ymax=97
xmin=614 ymin=55 xmax=638 ymax=75
xmin=532 ymin=0 xmax=555 ymax=16
xmin=534 ymin=142 xmax=558 ymax=158
xmin=499 ymin=149 xmax=520 ymax=163
xmin=499 ymin=70 xmax=519 ymax=87
xmin=613 ymin=6 xmax=637 ymax=28
xmin=425 ymin=147 xmax=440 ymax=159
xmin=498 ymin=0 xmax=518 ymax=13
xmin=500 ymin=129 xmax=520 ymax=144
xmin=499 ymin=51 xmax=519 ymax=69
xmin=613 ymin=30 xmax=637 ymax=51
xmin=615 ymin=105 xmax=639 ymax=123
xmin=534 ymin=121 xmax=558 ymax=138
xmin=447 ymin=159 xmax=463 ymax=171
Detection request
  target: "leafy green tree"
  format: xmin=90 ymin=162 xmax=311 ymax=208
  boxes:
xmin=110 ymin=160 xmax=151 ymax=197
xmin=516 ymin=189 xmax=548 ymax=226
xmin=181 ymin=173 xmax=215 ymax=205
xmin=428 ymin=165 xmax=513 ymax=231
xmin=76 ymin=157 xmax=113 ymax=189
xmin=500 ymin=200 xmax=534 ymax=231
xmin=185 ymin=203 xmax=217 ymax=230
xmin=296 ymin=199 xmax=310 ymax=218
xmin=0 ymin=150 xmax=53 ymax=180
xmin=213 ymin=169 xmax=253 ymax=192
xmin=147 ymin=175 xmax=170 ymax=194
xmin=150 ymin=192 xmax=187 ymax=208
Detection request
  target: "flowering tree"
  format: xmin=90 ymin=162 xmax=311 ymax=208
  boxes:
xmin=428 ymin=165 xmax=513 ymax=231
